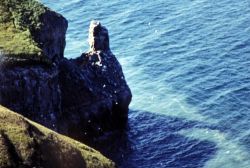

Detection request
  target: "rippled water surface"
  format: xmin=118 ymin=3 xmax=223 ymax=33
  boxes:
xmin=41 ymin=0 xmax=250 ymax=167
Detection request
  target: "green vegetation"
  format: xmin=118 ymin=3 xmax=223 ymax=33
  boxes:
xmin=0 ymin=105 xmax=116 ymax=168
xmin=0 ymin=0 xmax=48 ymax=61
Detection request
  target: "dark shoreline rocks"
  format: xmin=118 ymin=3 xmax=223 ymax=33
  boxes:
xmin=0 ymin=0 xmax=132 ymax=144
xmin=59 ymin=21 xmax=132 ymax=140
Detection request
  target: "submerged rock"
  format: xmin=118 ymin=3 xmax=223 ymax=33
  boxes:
xmin=0 ymin=105 xmax=116 ymax=168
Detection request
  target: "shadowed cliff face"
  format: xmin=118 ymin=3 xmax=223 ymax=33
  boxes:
xmin=0 ymin=1 xmax=131 ymax=142
xmin=59 ymin=21 xmax=132 ymax=139
xmin=0 ymin=65 xmax=61 ymax=129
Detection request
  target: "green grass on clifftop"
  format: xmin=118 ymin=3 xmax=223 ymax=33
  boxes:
xmin=0 ymin=0 xmax=47 ymax=61
xmin=0 ymin=105 xmax=116 ymax=168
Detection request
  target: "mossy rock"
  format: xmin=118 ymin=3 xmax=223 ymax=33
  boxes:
xmin=0 ymin=0 xmax=66 ymax=63
xmin=0 ymin=105 xmax=116 ymax=168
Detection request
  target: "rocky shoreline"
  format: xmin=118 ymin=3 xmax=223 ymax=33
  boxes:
xmin=0 ymin=0 xmax=131 ymax=167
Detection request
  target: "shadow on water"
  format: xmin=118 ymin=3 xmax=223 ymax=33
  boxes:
xmin=89 ymin=110 xmax=218 ymax=168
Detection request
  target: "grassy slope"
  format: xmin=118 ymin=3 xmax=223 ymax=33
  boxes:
xmin=0 ymin=0 xmax=48 ymax=61
xmin=0 ymin=105 xmax=116 ymax=168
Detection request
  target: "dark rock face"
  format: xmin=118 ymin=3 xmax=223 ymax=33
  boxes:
xmin=59 ymin=23 xmax=131 ymax=138
xmin=0 ymin=65 xmax=61 ymax=129
xmin=58 ymin=21 xmax=132 ymax=139
xmin=0 ymin=19 xmax=132 ymax=140
xmin=32 ymin=10 xmax=68 ymax=62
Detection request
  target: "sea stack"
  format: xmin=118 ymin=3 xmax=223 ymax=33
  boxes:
xmin=88 ymin=20 xmax=110 ymax=51
xmin=59 ymin=20 xmax=132 ymax=139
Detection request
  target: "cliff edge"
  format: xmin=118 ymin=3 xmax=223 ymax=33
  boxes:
xmin=0 ymin=0 xmax=132 ymax=142
xmin=0 ymin=0 xmax=67 ymax=63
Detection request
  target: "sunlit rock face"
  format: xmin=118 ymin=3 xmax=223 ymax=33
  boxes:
xmin=88 ymin=20 xmax=110 ymax=52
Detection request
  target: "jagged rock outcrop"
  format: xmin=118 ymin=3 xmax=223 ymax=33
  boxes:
xmin=0 ymin=0 xmax=131 ymax=142
xmin=58 ymin=21 xmax=132 ymax=139
xmin=0 ymin=105 xmax=116 ymax=168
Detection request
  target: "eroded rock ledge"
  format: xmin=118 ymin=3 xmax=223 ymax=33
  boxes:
xmin=0 ymin=0 xmax=132 ymax=142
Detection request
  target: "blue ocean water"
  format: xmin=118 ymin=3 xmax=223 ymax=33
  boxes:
xmin=41 ymin=0 xmax=250 ymax=167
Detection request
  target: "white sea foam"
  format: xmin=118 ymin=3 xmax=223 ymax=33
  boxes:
xmin=179 ymin=128 xmax=250 ymax=168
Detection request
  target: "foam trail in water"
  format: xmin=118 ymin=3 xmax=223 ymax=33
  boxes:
xmin=129 ymin=86 xmax=215 ymax=123
xmin=178 ymin=128 xmax=250 ymax=168
xmin=119 ymin=56 xmax=217 ymax=124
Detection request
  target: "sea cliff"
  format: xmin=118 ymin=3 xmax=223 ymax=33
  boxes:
xmin=0 ymin=0 xmax=132 ymax=166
